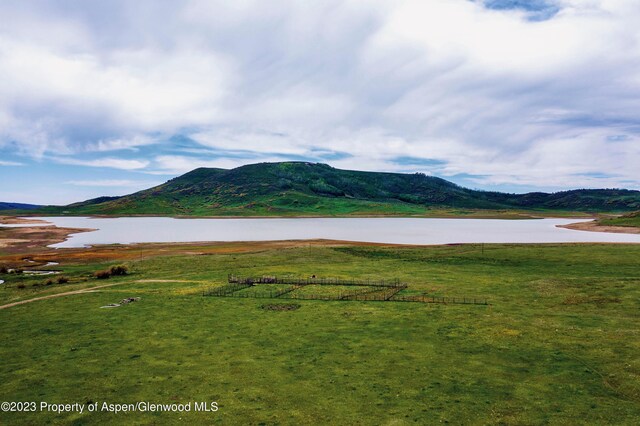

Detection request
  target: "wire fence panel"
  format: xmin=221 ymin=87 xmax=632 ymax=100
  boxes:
xmin=227 ymin=274 xmax=404 ymax=287
xmin=201 ymin=274 xmax=490 ymax=305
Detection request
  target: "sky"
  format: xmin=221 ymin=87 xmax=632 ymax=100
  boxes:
xmin=1 ymin=0 xmax=640 ymax=205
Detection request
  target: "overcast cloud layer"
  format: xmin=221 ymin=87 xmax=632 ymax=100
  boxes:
xmin=1 ymin=0 xmax=640 ymax=204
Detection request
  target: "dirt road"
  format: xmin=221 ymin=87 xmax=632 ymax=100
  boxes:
xmin=0 ymin=282 xmax=123 ymax=310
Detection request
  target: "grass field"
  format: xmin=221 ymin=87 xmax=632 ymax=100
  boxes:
xmin=1 ymin=242 xmax=639 ymax=424
xmin=600 ymin=211 xmax=640 ymax=228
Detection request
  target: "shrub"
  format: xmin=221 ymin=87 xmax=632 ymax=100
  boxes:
xmin=45 ymin=279 xmax=54 ymax=286
xmin=10 ymin=268 xmax=23 ymax=275
xmin=57 ymin=276 xmax=69 ymax=284
xmin=0 ymin=266 xmax=7 ymax=274
xmin=17 ymin=283 xmax=26 ymax=289
xmin=109 ymin=265 xmax=128 ymax=276
xmin=261 ymin=303 xmax=301 ymax=311
xmin=32 ymin=282 xmax=40 ymax=287
xmin=309 ymin=179 xmax=343 ymax=196
xmin=94 ymin=270 xmax=111 ymax=279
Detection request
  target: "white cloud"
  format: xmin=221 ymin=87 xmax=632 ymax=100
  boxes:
xmin=88 ymin=135 xmax=158 ymax=152
xmin=0 ymin=34 xmax=233 ymax=156
xmin=1 ymin=0 xmax=640 ymax=193
xmin=53 ymin=156 xmax=149 ymax=170
xmin=151 ymin=155 xmax=293 ymax=175
xmin=190 ymin=130 xmax=307 ymax=156
xmin=66 ymin=179 xmax=160 ymax=187
xmin=0 ymin=160 xmax=23 ymax=166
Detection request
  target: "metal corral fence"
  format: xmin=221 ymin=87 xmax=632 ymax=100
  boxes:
xmin=393 ymin=295 xmax=489 ymax=305
xmin=227 ymin=274 xmax=403 ymax=287
xmin=201 ymin=275 xmax=489 ymax=305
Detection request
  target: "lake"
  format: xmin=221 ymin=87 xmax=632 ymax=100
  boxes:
xmin=10 ymin=216 xmax=640 ymax=248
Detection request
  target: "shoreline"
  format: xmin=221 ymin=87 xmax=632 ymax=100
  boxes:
xmin=0 ymin=216 xmax=95 ymax=253
xmin=3 ymin=215 xmax=639 ymax=255
xmin=0 ymin=216 xmax=52 ymax=225
xmin=558 ymin=220 xmax=640 ymax=235
xmin=17 ymin=212 xmax=592 ymax=220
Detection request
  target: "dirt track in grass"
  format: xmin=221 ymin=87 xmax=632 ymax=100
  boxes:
xmin=0 ymin=282 xmax=126 ymax=310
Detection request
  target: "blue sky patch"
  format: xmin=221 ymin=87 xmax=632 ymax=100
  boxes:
xmin=481 ymin=0 xmax=560 ymax=21
xmin=392 ymin=156 xmax=447 ymax=167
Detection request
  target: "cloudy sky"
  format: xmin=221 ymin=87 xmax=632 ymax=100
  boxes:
xmin=1 ymin=0 xmax=640 ymax=204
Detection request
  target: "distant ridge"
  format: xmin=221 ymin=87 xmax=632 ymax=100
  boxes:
xmin=32 ymin=162 xmax=640 ymax=216
xmin=0 ymin=202 xmax=42 ymax=211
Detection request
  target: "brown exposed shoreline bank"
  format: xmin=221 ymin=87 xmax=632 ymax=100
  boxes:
xmin=558 ymin=220 xmax=640 ymax=235
xmin=0 ymin=216 xmax=94 ymax=253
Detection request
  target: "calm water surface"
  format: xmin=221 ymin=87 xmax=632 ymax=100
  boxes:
xmin=11 ymin=216 xmax=640 ymax=248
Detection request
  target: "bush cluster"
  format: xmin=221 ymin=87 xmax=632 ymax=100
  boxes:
xmin=94 ymin=270 xmax=112 ymax=279
xmin=94 ymin=265 xmax=128 ymax=279
xmin=110 ymin=265 xmax=128 ymax=276
xmin=42 ymin=276 xmax=68 ymax=286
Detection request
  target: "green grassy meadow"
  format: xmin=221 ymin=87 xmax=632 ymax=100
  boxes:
xmin=1 ymin=243 xmax=639 ymax=424
xmin=600 ymin=211 xmax=640 ymax=228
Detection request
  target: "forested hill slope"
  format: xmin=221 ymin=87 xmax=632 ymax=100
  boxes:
xmin=34 ymin=162 xmax=640 ymax=216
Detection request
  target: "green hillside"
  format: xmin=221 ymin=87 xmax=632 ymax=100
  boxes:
xmin=599 ymin=210 xmax=640 ymax=228
xmin=35 ymin=162 xmax=640 ymax=216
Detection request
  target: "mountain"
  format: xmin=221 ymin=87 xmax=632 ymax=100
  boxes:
xmin=34 ymin=162 xmax=640 ymax=216
xmin=66 ymin=196 xmax=123 ymax=209
xmin=0 ymin=202 xmax=42 ymax=211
